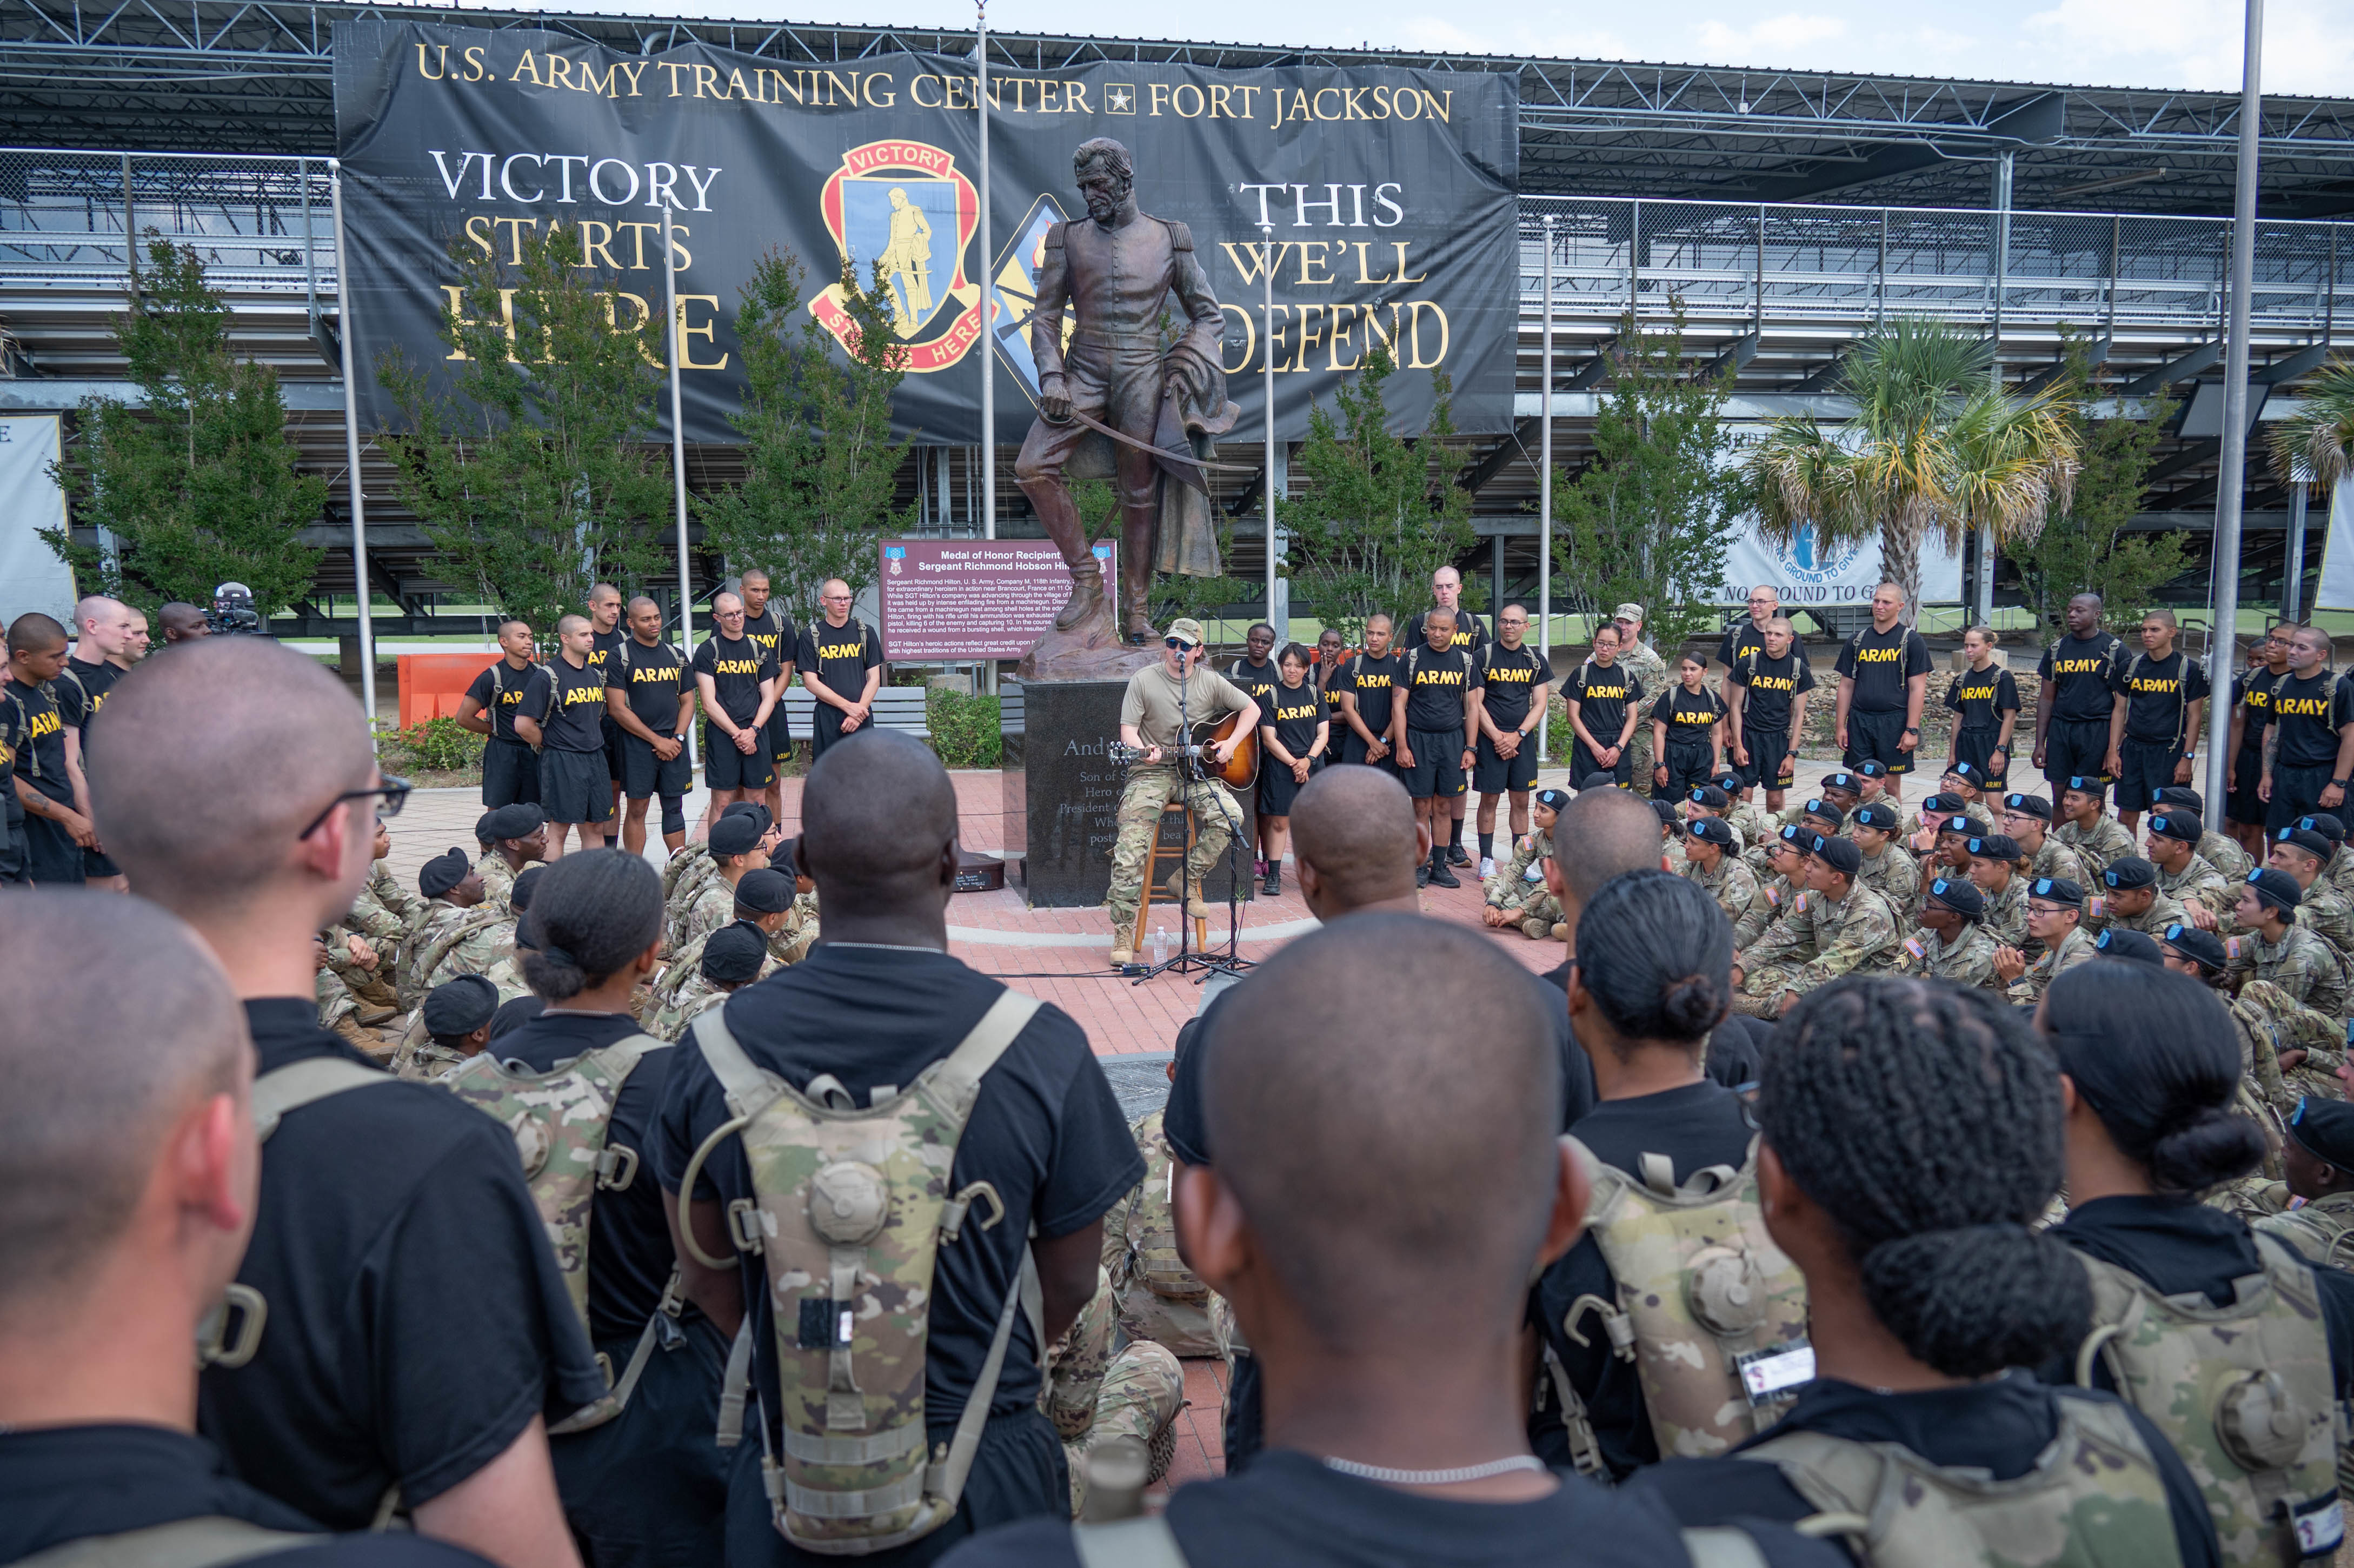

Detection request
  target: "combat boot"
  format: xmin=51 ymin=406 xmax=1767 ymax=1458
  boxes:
xmin=1055 ymin=562 xmax=1108 ymax=633
xmin=1108 ymin=940 xmax=1135 ymax=969
xmin=1161 ymin=867 xmax=1212 ymax=918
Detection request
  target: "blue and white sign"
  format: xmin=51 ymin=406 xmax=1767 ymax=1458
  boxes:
xmin=1706 ymin=426 xmax=1963 ymax=606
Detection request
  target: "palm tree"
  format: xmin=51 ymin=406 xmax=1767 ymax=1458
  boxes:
xmin=1744 ymin=318 xmax=2080 ymax=612
xmin=2270 ymin=357 xmax=2354 ymax=491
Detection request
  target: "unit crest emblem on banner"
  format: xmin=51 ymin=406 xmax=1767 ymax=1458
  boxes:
xmin=812 ymin=140 xmax=983 ymax=371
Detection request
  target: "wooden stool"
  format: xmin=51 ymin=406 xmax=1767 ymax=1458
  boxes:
xmin=1133 ymin=800 xmax=1211 ymax=956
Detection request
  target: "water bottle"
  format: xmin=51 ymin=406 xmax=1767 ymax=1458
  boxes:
xmin=1151 ymin=927 xmax=1170 ymax=967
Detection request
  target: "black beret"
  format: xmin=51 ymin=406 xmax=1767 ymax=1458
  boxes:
xmin=488 ymin=994 xmax=544 ymax=1040
xmin=2160 ymin=923 xmax=2229 ymax=973
xmin=1925 ymin=876 xmax=1985 ymax=919
xmin=1801 ymin=798 xmax=1846 ymax=829
xmin=1852 ymin=802 xmax=1900 ymax=832
xmin=1578 ymin=772 xmax=1623 ymax=793
xmin=2102 ymin=856 xmax=2157 ymax=891
xmin=419 ymin=848 xmax=472 ymax=900
xmin=710 ymin=813 xmax=765 ymax=857
xmin=422 ymin=973 xmax=498 ymax=1037
xmin=1923 ymin=793 xmax=1969 ymax=815
xmin=2247 ymin=867 xmax=2303 ymax=913
xmin=1687 ymin=816 xmax=1737 ymax=849
xmin=2277 ymin=827 xmax=2333 ymax=863
xmin=719 ymin=800 xmax=764 ymax=822
xmin=1943 ymin=761 xmax=1980 ymax=783
xmin=1712 ymin=770 xmax=1745 ymax=793
xmin=734 ymin=867 xmax=794 ymax=914
xmin=2154 ymin=786 xmax=2204 ymax=814
xmin=1648 ymin=797 xmax=1679 ymax=825
xmin=1967 ymin=834 xmax=2020 ymax=863
xmin=483 ymin=802 xmax=547 ymax=841
xmin=701 ymin=922 xmax=767 ymax=984
xmin=473 ymin=810 xmax=498 ymax=847
xmin=2096 ymin=927 xmax=2165 ymax=967
xmin=509 ymin=865 xmax=545 ymax=913
xmin=2290 ymin=1097 xmax=2354 ymax=1173
xmin=2298 ymin=814 xmax=2348 ymax=845
xmin=1943 ymin=814 xmax=1992 ymax=840
xmin=1820 ymin=772 xmax=1860 ymax=794
xmin=2001 ymin=792 xmax=2052 ymax=821
xmin=2063 ymin=775 xmax=2106 ymax=797
xmin=1855 ymin=760 xmax=1890 ymax=780
xmin=2147 ymin=812 xmax=2203 ymax=843
xmin=2028 ymin=876 xmax=2085 ymax=908
xmin=1777 ymin=824 xmax=1809 ymax=847
xmin=1810 ymin=834 xmax=1861 ymax=878
xmin=1688 ymin=785 xmax=1730 ymax=810
xmin=1535 ymin=788 xmax=1571 ymax=812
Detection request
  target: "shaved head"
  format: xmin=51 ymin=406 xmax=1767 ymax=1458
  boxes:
xmin=798 ymin=730 xmax=956 ymax=916
xmin=0 ymin=892 xmax=248 ymax=1320
xmin=1290 ymin=767 xmax=1419 ymax=911
xmin=1554 ymin=788 xmax=1663 ymax=909
xmin=556 ymin=613 xmax=590 ymax=636
xmin=86 ymin=638 xmax=374 ymax=916
xmin=1206 ymin=916 xmax=1559 ymax=1345
xmin=588 ymin=583 xmax=621 ymax=605
xmin=7 ymin=612 xmax=64 ymax=655
xmin=158 ymin=603 xmax=208 ymax=639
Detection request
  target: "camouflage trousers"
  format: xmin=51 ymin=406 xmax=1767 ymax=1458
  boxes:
xmin=1106 ymin=766 xmax=1239 ymax=933
xmin=1627 ymin=727 xmax=1656 ymax=798
xmin=1728 ymin=963 xmax=1804 ymax=1019
xmin=1518 ymin=895 xmax=1564 ymax=941
xmin=2236 ymin=981 xmax=2349 ymax=1111
xmin=1041 ymin=1269 xmax=1186 ymax=1516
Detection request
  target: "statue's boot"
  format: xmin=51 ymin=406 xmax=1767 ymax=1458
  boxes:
xmin=1120 ymin=511 xmax=1157 ymax=642
xmin=1057 ymin=561 xmax=1108 ymax=634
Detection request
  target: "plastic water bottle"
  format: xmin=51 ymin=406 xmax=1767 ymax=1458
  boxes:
xmin=1151 ymin=927 xmax=1170 ymax=967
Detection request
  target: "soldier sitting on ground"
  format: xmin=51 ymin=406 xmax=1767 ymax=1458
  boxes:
xmin=2146 ymin=811 xmax=2236 ymax=927
xmin=2256 ymin=1097 xmax=2354 ymax=1268
xmin=1103 ymin=1041 xmax=1225 ymax=1360
xmin=1995 ymin=877 xmax=2098 ymax=1007
xmin=1730 ymin=834 xmax=1901 ymax=1020
xmin=1035 ymin=1270 xmax=1186 ymax=1518
xmin=1681 ymin=815 xmax=1760 ymax=932
xmin=1896 ymin=875 xmax=2003 ymax=992
xmin=2156 ymin=922 xmax=2335 ymax=1116
xmin=397 ymin=848 xmax=519 ymax=1009
xmin=648 ymin=918 xmax=769 ymax=1042
xmin=473 ymin=802 xmax=548 ymax=915
xmin=398 ymin=974 xmax=500 ymax=1081
xmin=2085 ymin=856 xmax=2187 ymax=939
xmin=1481 ymin=786 xmax=1566 ymax=939
xmin=2223 ymin=868 xmax=2352 ymax=1068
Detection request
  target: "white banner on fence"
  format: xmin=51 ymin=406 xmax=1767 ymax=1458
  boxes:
xmin=2311 ymin=475 xmax=2354 ymax=612
xmin=0 ymin=417 xmax=74 ymax=632
xmin=1699 ymin=424 xmax=1962 ymax=608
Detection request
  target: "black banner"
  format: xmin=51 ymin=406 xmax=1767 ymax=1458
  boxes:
xmin=332 ymin=20 xmax=1518 ymax=446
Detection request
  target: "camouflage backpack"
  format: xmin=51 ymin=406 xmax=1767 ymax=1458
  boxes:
xmin=391 ymin=906 xmax=508 ymax=1012
xmin=1106 ymin=1111 xmax=1221 ymax=1358
xmin=10 ymin=1517 xmax=325 ymax=1568
xmin=443 ymin=1033 xmax=681 ymax=1435
xmin=2075 ymin=1234 xmax=2345 ymax=1566
xmin=1740 ymin=1385 xmax=2188 ymax=1568
xmin=2253 ymin=1192 xmax=2354 ymax=1271
xmin=1551 ymin=1137 xmax=1810 ymax=1472
xmin=674 ymin=990 xmax=1043 ymax=1553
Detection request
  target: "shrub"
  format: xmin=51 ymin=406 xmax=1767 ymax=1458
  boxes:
xmin=927 ymin=687 xmax=1002 ymax=769
xmin=384 ymin=715 xmax=486 ymax=777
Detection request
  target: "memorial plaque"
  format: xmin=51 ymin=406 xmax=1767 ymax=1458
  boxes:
xmin=879 ymin=539 xmax=1115 ymax=661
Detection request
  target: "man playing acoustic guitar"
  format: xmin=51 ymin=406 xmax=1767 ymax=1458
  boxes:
xmin=1106 ymin=617 xmax=1262 ymax=968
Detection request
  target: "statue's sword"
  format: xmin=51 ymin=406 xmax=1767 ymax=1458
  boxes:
xmin=1041 ymin=404 xmax=1258 ymax=484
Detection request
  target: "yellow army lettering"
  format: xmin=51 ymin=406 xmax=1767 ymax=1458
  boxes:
xmin=1487 ymin=667 xmax=1535 ymax=685
xmin=813 ymin=640 xmax=863 ymax=661
xmin=630 ymin=666 xmax=679 ymax=685
xmin=1751 ymin=674 xmax=1799 ymax=693
xmin=1415 ymin=668 xmax=1466 ymax=687
xmin=2127 ymin=676 xmax=2182 ymax=696
xmin=25 ymin=708 xmax=61 ymax=740
xmin=561 ymin=682 xmax=608 ymax=707
xmin=1853 ymin=647 xmax=1904 ymax=665
xmin=2050 ymin=658 xmax=2102 ymax=675
xmin=710 ymin=659 xmax=763 ymax=677
xmin=1583 ymin=682 xmax=1628 ymax=700
xmin=1954 ymin=681 xmax=2000 ymax=703
xmin=1272 ymin=699 xmax=1321 ymax=722
xmin=2277 ymin=696 xmax=2332 ymax=718
xmin=1354 ymin=672 xmax=1393 ymax=690
xmin=497 ymin=689 xmax=528 ymax=708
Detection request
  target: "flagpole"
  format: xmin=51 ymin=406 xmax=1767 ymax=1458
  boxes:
xmin=1538 ymin=214 xmax=1554 ymax=761
xmin=976 ymin=0 xmax=994 ymax=543
xmin=1262 ymin=221 xmax=1276 ymax=638
xmin=662 ymin=204 xmax=699 ymax=769
xmin=328 ymin=160 xmax=377 ymax=746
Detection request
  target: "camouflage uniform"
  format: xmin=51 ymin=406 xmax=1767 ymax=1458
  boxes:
xmin=2205 ymin=830 xmax=2255 ymax=882
xmin=1731 ymin=872 xmax=1797 ymax=950
xmin=1103 ymin=1112 xmax=1223 ymax=1356
xmin=1894 ymin=922 xmax=2004 ymax=992
xmin=664 ymin=853 xmax=724 ymax=952
xmin=2159 ymin=853 xmax=2236 ymax=920
xmin=388 ymin=1013 xmax=472 ymax=1081
xmin=646 ymin=972 xmax=736 ymax=1042
xmin=2226 ymin=922 xmax=2353 ymax=1021
xmin=1856 ymin=842 xmax=1920 ymax=922
xmin=1617 ymin=640 xmax=1668 ymax=793
xmin=1731 ymin=883 xmax=1901 ymax=1017
xmin=1684 ymin=852 xmax=1761 ymax=931
xmin=2254 ymin=1190 xmax=2354 ymax=1270
xmin=473 ymin=850 xmax=517 ymax=915
xmin=1106 ymin=765 xmax=1240 ymax=936
xmin=1484 ymin=828 xmax=1561 ymax=937
xmin=2024 ymin=835 xmax=2090 ymax=892
xmin=661 ymin=840 xmax=711 ymax=903
xmin=1980 ymin=873 xmax=2030 ymax=951
xmin=1041 ymin=1268 xmax=1185 ymax=1517
xmin=396 ymin=899 xmax=516 ymax=1011
xmin=2084 ymin=889 xmax=2188 ymax=939
xmin=354 ymin=860 xmax=425 ymax=940
xmin=1725 ymin=800 xmax=1773 ymax=848
xmin=2053 ymin=814 xmax=2137 ymax=879
xmin=680 ymin=878 xmax=739 ymax=951
xmin=2231 ymin=976 xmax=2349 ymax=1089
xmin=2004 ymin=924 xmax=2097 ymax=1008
xmin=2295 ymin=878 xmax=2354 ymax=959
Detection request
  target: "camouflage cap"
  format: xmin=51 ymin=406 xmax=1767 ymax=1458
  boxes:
xmin=1166 ymin=617 xmax=1206 ymax=647
xmin=1612 ymin=603 xmax=1645 ymax=623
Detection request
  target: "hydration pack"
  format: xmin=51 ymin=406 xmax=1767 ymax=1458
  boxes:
xmin=1106 ymin=1111 xmax=1221 ymax=1358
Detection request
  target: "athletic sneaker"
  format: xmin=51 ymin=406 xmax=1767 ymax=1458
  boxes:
xmin=1428 ymin=859 xmax=1461 ymax=889
xmin=1447 ymin=845 xmax=1472 ymax=868
xmin=1479 ymin=856 xmax=1496 ymax=879
xmin=1415 ymin=863 xmax=1431 ymax=888
xmin=1263 ymin=868 xmax=1281 ymax=896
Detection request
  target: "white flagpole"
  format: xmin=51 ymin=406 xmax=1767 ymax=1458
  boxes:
xmin=1262 ymin=221 xmax=1276 ymax=636
xmin=977 ymin=1 xmax=994 ymax=542
xmin=1538 ymin=214 xmax=1554 ymax=761
xmin=662 ymin=204 xmax=699 ymax=769
xmin=328 ymin=160 xmax=377 ymax=745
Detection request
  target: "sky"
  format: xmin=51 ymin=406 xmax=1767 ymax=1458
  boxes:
xmin=526 ymin=0 xmax=2353 ymax=98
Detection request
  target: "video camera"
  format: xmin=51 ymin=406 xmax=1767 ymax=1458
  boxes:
xmin=207 ymin=582 xmax=266 ymax=636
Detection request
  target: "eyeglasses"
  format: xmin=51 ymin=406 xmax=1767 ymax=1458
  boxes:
xmin=300 ymin=775 xmax=411 ymax=839
xmin=2026 ymin=902 xmax=2072 ymax=916
xmin=1165 ymin=637 xmax=1197 ymax=651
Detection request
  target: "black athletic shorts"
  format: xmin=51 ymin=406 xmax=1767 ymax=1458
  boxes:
xmin=601 ymin=714 xmax=624 ymax=783
xmin=0 ymin=812 xmax=23 ymax=885
xmin=1951 ymin=725 xmax=2011 ymax=790
xmin=809 ymin=703 xmax=862 ymax=759
xmin=1339 ymin=732 xmax=1396 ymax=772
xmin=81 ymin=845 xmax=120 ymax=879
xmin=621 ymin=730 xmax=693 ymax=800
xmin=2042 ymin=719 xmax=2112 ymax=800
xmin=1657 ymin=738 xmax=1716 ymax=800
xmin=539 ymin=746 xmax=616 ymax=825
xmin=2267 ymin=762 xmax=2335 ymax=834
xmin=2115 ymin=737 xmax=2185 ymax=812
xmin=2228 ymin=745 xmax=2269 ymax=825
xmin=1843 ymin=709 xmax=1917 ymax=775
xmin=1570 ymin=742 xmax=1634 ymax=788
xmin=1738 ymin=729 xmax=1796 ymax=793
xmin=1258 ymin=761 xmax=1308 ymax=817
xmin=764 ymin=706 xmax=794 ymax=767
xmin=1399 ymin=726 xmax=1467 ymax=800
xmin=481 ymin=736 xmax=541 ymax=808
xmin=20 ymin=812 xmax=82 ymax=886
xmin=704 ymin=722 xmax=776 ymax=793
xmin=1473 ymin=732 xmax=1540 ymax=794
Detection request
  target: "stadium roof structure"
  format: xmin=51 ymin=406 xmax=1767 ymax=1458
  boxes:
xmin=5 ymin=0 xmax=2354 ymax=217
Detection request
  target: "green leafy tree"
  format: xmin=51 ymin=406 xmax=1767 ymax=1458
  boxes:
xmin=1282 ymin=347 xmax=1475 ymax=645
xmin=1551 ymin=304 xmax=1741 ymax=652
xmin=2013 ymin=350 xmax=2184 ymax=630
xmin=43 ymin=238 xmax=325 ymax=615
xmin=377 ymin=224 xmax=673 ymax=636
xmin=697 ymin=250 xmax=916 ymax=625
xmin=2271 ymin=356 xmax=2354 ymax=489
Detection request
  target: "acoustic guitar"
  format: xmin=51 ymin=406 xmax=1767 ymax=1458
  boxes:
xmin=1107 ymin=707 xmax=1260 ymax=791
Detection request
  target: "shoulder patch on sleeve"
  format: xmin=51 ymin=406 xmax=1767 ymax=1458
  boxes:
xmin=1042 ymin=221 xmax=1066 ymax=249
xmin=1162 ymin=218 xmax=1194 ymax=251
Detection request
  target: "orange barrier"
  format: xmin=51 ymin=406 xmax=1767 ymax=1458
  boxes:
xmin=397 ymin=652 xmax=502 ymax=732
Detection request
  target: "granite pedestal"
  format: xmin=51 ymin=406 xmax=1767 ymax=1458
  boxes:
xmin=1001 ymin=679 xmax=1252 ymax=910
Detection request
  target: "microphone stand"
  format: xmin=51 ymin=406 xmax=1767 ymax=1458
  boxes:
xmin=1133 ymin=649 xmax=1255 ymax=984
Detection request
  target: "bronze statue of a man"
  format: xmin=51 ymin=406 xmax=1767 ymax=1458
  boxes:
xmin=1015 ymin=137 xmax=1236 ymax=677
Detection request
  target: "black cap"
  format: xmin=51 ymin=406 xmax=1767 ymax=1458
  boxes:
xmin=2289 ymin=1097 xmax=2354 ymax=1173
xmin=2063 ymin=775 xmax=2106 ymax=798
xmin=1801 ymin=798 xmax=1846 ymax=829
xmin=422 ymin=973 xmax=499 ymax=1038
xmin=1649 ymin=797 xmax=1679 ymax=825
xmin=2029 ymin=876 xmax=2084 ymax=907
xmin=2102 ymin=856 xmax=2157 ymax=891
xmin=719 ymin=801 xmax=774 ymax=839
xmin=473 ymin=810 xmax=498 ymax=847
xmin=1712 ymin=769 xmax=1745 ymax=792
xmin=1777 ymin=823 xmax=1809 ymax=847
xmin=488 ymin=994 xmax=544 ymax=1040
xmin=2096 ymin=928 xmax=2165 ymax=967
xmin=2299 ymin=814 xmax=2349 ymax=845
xmin=1967 ymin=833 xmax=2021 ymax=863
xmin=710 ymin=813 xmax=764 ymax=858
xmin=1856 ymin=760 xmax=1890 ymax=780
xmin=734 ymin=867 xmax=794 ymax=914
xmin=1944 ymin=760 xmax=1980 ymax=783
xmin=1923 ymin=792 xmax=1969 ymax=815
xmin=2147 ymin=812 xmax=2203 ymax=843
xmin=1810 ymin=834 xmax=1862 ymax=878
xmin=2155 ymin=786 xmax=2204 ymax=814
xmin=1688 ymin=785 xmax=1731 ymax=810
xmin=1687 ymin=816 xmax=1737 ymax=849
xmin=2247 ymin=866 xmax=2303 ymax=914
xmin=419 ymin=847 xmax=473 ymax=900
xmin=2161 ymin=923 xmax=2230 ymax=973
xmin=1853 ymin=802 xmax=1900 ymax=832
xmin=509 ymin=865 xmax=545 ymax=913
xmin=482 ymin=802 xmax=546 ymax=842
xmin=1820 ymin=772 xmax=1860 ymax=795
xmin=1535 ymin=787 xmax=1571 ymax=812
xmin=1578 ymin=772 xmax=1622 ymax=793
xmin=702 ymin=922 xmax=768 ymax=984
xmin=2277 ymin=827 xmax=2333 ymax=863
xmin=2001 ymin=792 xmax=2052 ymax=821
xmin=1925 ymin=876 xmax=1984 ymax=920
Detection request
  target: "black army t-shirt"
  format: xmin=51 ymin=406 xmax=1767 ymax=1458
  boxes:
xmin=2267 ymin=670 xmax=2347 ymax=770
xmin=1342 ymin=651 xmax=1404 ymax=738
xmin=691 ymin=633 xmax=779 ymax=728
xmin=2236 ymin=666 xmax=2289 ymax=752
xmin=1716 ymin=619 xmax=1771 ymax=671
xmin=462 ymin=660 xmax=549 ymax=744
xmin=1945 ymin=663 xmax=2020 ymax=731
xmin=2037 ymin=631 xmax=2123 ymax=724
xmin=2 ymin=677 xmax=71 ymax=806
xmin=1834 ymin=623 xmax=1932 ymax=714
xmin=741 ymin=604 xmax=796 ymax=675
xmin=54 ymin=655 xmax=122 ymax=743
xmin=1479 ymin=645 xmax=1554 ymax=730
xmin=2113 ymin=650 xmax=2211 ymax=747
xmin=587 ymin=627 xmax=629 ymax=682
xmin=1650 ymin=682 xmax=1726 ymax=739
xmin=0 ymin=1425 xmax=494 ymax=1567
xmin=1399 ymin=645 xmax=1480 ymax=734
xmin=1402 ymin=609 xmax=1487 ymax=654
xmin=493 ymin=1011 xmax=679 ymax=1345
xmin=1263 ymin=682 xmax=1325 ymax=761
xmin=614 ymin=639 xmax=690 ymax=736
xmin=527 ymin=654 xmax=609 ymax=754
xmin=1562 ymin=660 xmax=1641 ymax=747
xmin=1728 ymin=649 xmax=1813 ymax=735
xmin=793 ymin=617 xmax=882 ymax=704
xmin=654 ymin=946 xmax=1143 ymax=1438
xmin=204 ymin=1002 xmax=605 ymax=1529
xmin=1227 ymin=655 xmax=1280 ymax=714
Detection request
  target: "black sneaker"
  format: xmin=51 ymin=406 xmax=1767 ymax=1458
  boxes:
xmin=1415 ymin=863 xmax=1431 ymax=888
xmin=1447 ymin=845 xmax=1472 ymax=868
xmin=1428 ymin=860 xmax=1461 ymax=889
xmin=1264 ymin=869 xmax=1281 ymax=896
